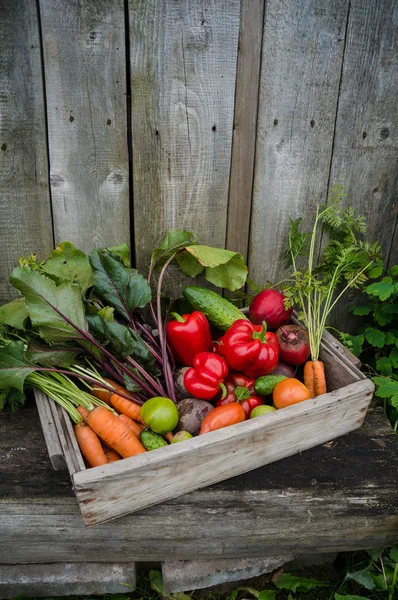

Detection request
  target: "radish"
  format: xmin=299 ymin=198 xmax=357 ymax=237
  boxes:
xmin=275 ymin=324 xmax=311 ymax=366
xmin=249 ymin=289 xmax=292 ymax=330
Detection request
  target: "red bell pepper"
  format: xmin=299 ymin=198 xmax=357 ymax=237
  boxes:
xmin=167 ymin=311 xmax=212 ymax=366
xmin=217 ymin=319 xmax=279 ymax=379
xmin=183 ymin=352 xmax=228 ymax=400
xmin=214 ymin=372 xmax=264 ymax=419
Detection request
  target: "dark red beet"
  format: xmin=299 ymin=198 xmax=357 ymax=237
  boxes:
xmin=273 ymin=361 xmax=296 ymax=378
xmin=276 ymin=324 xmax=311 ymax=366
xmin=249 ymin=289 xmax=293 ymax=330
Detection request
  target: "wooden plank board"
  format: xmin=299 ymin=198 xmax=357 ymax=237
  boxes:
xmin=225 ymin=0 xmax=264 ymax=261
xmin=0 ymin=0 xmax=54 ymax=303
xmin=73 ymin=378 xmax=373 ymax=525
xmin=328 ymin=0 xmax=398 ymax=272
xmin=248 ymin=0 xmax=349 ymax=287
xmin=129 ymin=0 xmax=241 ymax=273
xmin=34 ymin=391 xmax=66 ymax=471
xmin=39 ymin=0 xmax=129 ymax=252
xmin=1 ymin=403 xmax=397 ymax=562
xmin=0 ymin=562 xmax=135 ymax=598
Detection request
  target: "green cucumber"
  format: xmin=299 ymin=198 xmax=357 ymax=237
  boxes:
xmin=140 ymin=429 xmax=168 ymax=451
xmin=182 ymin=286 xmax=247 ymax=330
xmin=254 ymin=375 xmax=287 ymax=396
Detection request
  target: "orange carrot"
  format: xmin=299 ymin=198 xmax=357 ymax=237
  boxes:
xmin=86 ymin=406 xmax=146 ymax=457
xmin=91 ymin=378 xmax=128 ymax=405
xmin=163 ymin=431 xmax=174 ymax=443
xmin=110 ymin=393 xmax=143 ymax=422
xmin=74 ymin=422 xmax=108 ymax=467
xmin=118 ymin=413 xmax=144 ymax=437
xmin=102 ymin=446 xmax=121 ymax=463
xmin=77 ymin=405 xmax=90 ymax=421
xmin=304 ymin=360 xmax=326 ymax=397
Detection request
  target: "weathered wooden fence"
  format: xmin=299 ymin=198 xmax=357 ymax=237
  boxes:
xmin=1 ymin=0 xmax=397 ymax=330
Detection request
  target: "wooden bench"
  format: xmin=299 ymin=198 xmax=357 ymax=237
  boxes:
xmin=0 ymin=400 xmax=397 ymax=597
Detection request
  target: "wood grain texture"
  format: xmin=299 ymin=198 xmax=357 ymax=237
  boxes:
xmin=34 ymin=391 xmax=66 ymax=471
xmin=39 ymin=0 xmax=129 ymax=252
xmin=73 ymin=379 xmax=373 ymax=525
xmin=226 ymin=0 xmax=264 ymax=261
xmin=129 ymin=0 xmax=240 ymax=273
xmin=1 ymin=402 xmax=397 ymax=562
xmin=0 ymin=0 xmax=53 ymax=303
xmin=328 ymin=0 xmax=398 ymax=271
xmin=0 ymin=562 xmax=136 ymax=597
xmin=248 ymin=0 xmax=349 ymax=286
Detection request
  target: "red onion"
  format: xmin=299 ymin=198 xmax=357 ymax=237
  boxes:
xmin=249 ymin=289 xmax=293 ymax=330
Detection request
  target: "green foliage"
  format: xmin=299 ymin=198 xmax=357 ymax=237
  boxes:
xmin=341 ymin=264 xmax=398 ymax=428
xmin=43 ymin=241 xmax=93 ymax=292
xmin=282 ymin=185 xmax=381 ymax=361
xmin=275 ymin=573 xmax=330 ymax=593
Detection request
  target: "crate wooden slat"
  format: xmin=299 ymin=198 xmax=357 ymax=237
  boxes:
xmin=34 ymin=329 xmax=374 ymax=526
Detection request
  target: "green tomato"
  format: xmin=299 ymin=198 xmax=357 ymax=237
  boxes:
xmin=171 ymin=431 xmax=193 ymax=444
xmin=140 ymin=397 xmax=179 ymax=434
xmin=250 ymin=405 xmax=276 ymax=418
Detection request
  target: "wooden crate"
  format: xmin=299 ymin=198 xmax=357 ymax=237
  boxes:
xmin=35 ymin=330 xmax=374 ymax=526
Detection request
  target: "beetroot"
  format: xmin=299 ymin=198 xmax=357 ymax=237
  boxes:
xmin=249 ymin=289 xmax=292 ymax=330
xmin=276 ymin=324 xmax=311 ymax=366
xmin=273 ymin=361 xmax=296 ymax=378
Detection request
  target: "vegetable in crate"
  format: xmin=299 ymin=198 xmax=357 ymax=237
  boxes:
xmin=140 ymin=397 xmax=179 ymax=435
xmin=214 ymin=372 xmax=264 ymax=419
xmin=249 ymin=288 xmax=293 ymax=330
xmin=167 ymin=311 xmax=212 ymax=366
xmin=282 ymin=184 xmax=382 ymax=397
xmin=250 ymin=405 xmax=276 ymax=418
xmin=180 ymin=352 xmax=229 ymax=401
xmin=176 ymin=398 xmax=214 ymax=436
xmin=182 ymin=286 xmax=247 ymax=330
xmin=275 ymin=324 xmax=310 ymax=366
xmin=254 ymin=374 xmax=287 ymax=396
xmin=199 ymin=403 xmax=246 ymax=434
xmin=273 ymin=378 xmax=311 ymax=409
xmin=140 ymin=429 xmax=168 ymax=451
xmin=217 ymin=320 xmax=279 ymax=378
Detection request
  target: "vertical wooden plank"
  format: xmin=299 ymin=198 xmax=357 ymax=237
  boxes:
xmin=39 ymin=0 xmax=129 ymax=252
xmin=248 ymin=0 xmax=349 ymax=286
xmin=0 ymin=0 xmax=53 ymax=303
xmin=328 ymin=0 xmax=398 ymax=270
xmin=226 ymin=0 xmax=265 ymax=261
xmin=129 ymin=0 xmax=241 ymax=272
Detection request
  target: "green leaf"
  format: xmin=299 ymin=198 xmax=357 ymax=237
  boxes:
xmin=340 ymin=333 xmax=364 ymax=357
xmin=177 ymin=250 xmax=205 ymax=278
xmin=25 ymin=340 xmax=81 ymax=368
xmin=275 ymin=573 xmax=329 ymax=593
xmin=366 ymin=548 xmax=385 ymax=561
xmin=345 ymin=566 xmax=375 ymax=590
xmin=389 ymin=546 xmax=398 ymax=562
xmin=390 ymin=265 xmax=398 ymax=277
xmin=98 ymin=306 xmax=115 ymax=321
xmin=373 ymin=308 xmax=394 ymax=326
xmin=385 ymin=332 xmax=397 ymax=346
xmin=258 ymin=591 xmax=276 ymax=600
xmin=9 ymin=268 xmax=87 ymax=344
xmin=352 ymin=305 xmax=374 ymax=316
xmin=376 ymin=356 xmax=393 ymax=376
xmin=0 ymin=299 xmax=29 ymax=329
xmin=0 ymin=341 xmax=38 ymax=390
xmin=43 ymin=242 xmax=93 ymax=292
xmin=367 ymin=264 xmax=384 ymax=278
xmin=381 ymin=304 xmax=398 ymax=314
xmin=364 ymin=327 xmax=385 ymax=348
xmin=184 ymin=246 xmax=248 ymax=291
xmin=366 ymin=280 xmax=395 ymax=301
xmin=335 ymin=594 xmax=372 ymax=600
xmin=89 ymin=251 xmax=151 ymax=321
xmin=149 ymin=569 xmax=164 ymax=595
xmin=0 ymin=387 xmax=26 ymax=412
xmin=373 ymin=377 xmax=398 ymax=404
xmin=86 ymin=314 xmax=135 ymax=358
xmin=107 ymin=243 xmax=131 ymax=267
xmin=151 ymin=230 xmax=197 ymax=266
xmin=390 ymin=347 xmax=398 ymax=368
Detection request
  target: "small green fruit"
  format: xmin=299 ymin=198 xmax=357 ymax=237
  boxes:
xmin=140 ymin=397 xmax=179 ymax=434
xmin=250 ymin=405 xmax=276 ymax=418
xmin=171 ymin=431 xmax=193 ymax=444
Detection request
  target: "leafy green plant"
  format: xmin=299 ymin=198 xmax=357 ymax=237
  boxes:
xmin=282 ymin=184 xmax=382 ymax=362
xmin=340 ymin=265 xmax=398 ymax=429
